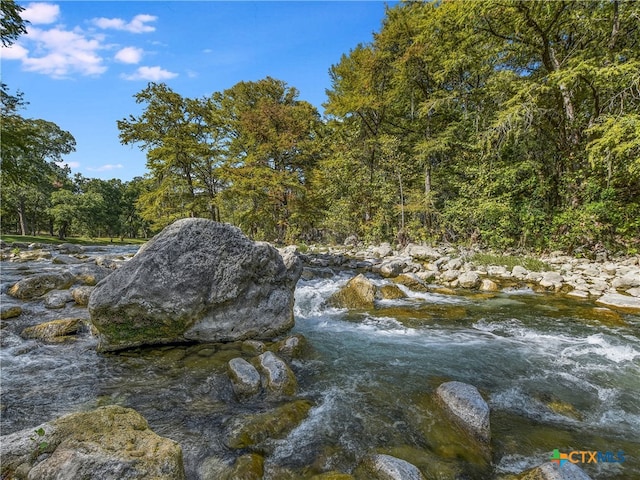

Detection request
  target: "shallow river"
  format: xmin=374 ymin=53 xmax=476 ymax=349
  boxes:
xmin=1 ymin=251 xmax=639 ymax=479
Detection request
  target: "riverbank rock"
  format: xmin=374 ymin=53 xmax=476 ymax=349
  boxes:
xmin=0 ymin=405 xmax=185 ymax=480
xmin=355 ymin=454 xmax=425 ymax=480
xmin=436 ymin=381 xmax=490 ymax=443
xmin=8 ymin=272 xmax=75 ymax=300
xmin=511 ymin=461 xmax=592 ymax=480
xmin=44 ymin=289 xmax=74 ymax=309
xmin=88 ymin=218 xmax=302 ymax=352
xmin=596 ymin=293 xmax=640 ymax=313
xmin=327 ymin=274 xmax=376 ymax=309
xmin=71 ymin=285 xmax=95 ymax=306
xmin=1 ymin=300 xmax=22 ymax=320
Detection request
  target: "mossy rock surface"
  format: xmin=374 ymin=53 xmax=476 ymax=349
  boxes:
xmin=20 ymin=318 xmax=82 ymax=342
xmin=310 ymin=472 xmax=354 ymax=480
xmin=327 ymin=274 xmax=376 ymax=309
xmin=226 ymin=399 xmax=313 ymax=449
xmin=378 ymin=284 xmax=407 ymax=300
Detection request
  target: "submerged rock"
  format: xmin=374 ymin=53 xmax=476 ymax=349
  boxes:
xmin=88 ymin=218 xmax=302 ymax=352
xmin=436 ymin=381 xmax=490 ymax=443
xmin=0 ymin=302 xmax=22 ymax=320
xmin=355 ymin=454 xmax=425 ymax=480
xmin=225 ymin=399 xmax=313 ymax=449
xmin=0 ymin=405 xmax=185 ymax=480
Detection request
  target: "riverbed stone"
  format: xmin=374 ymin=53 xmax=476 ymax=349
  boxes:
xmin=480 ymin=279 xmax=499 ymax=292
xmin=612 ymin=270 xmax=640 ymax=290
xmin=225 ymin=399 xmax=313 ymax=449
xmin=595 ymin=292 xmax=640 ymax=312
xmin=71 ymin=285 xmax=95 ymax=306
xmin=378 ymin=284 xmax=407 ymax=299
xmin=88 ymin=218 xmax=302 ymax=352
xmin=539 ymin=271 xmax=564 ymax=290
xmin=436 ymin=381 xmax=490 ymax=443
xmin=228 ymin=358 xmax=261 ymax=398
xmin=355 ymin=454 xmax=425 ymax=480
xmin=8 ymin=271 xmax=75 ymax=300
xmin=255 ymin=351 xmax=297 ymax=397
xmin=275 ymin=333 xmax=308 ymax=358
xmin=0 ymin=405 xmax=185 ymax=480
xmin=44 ymin=289 xmax=74 ymax=309
xmin=70 ymin=264 xmax=113 ymax=286
xmin=379 ymin=259 xmax=407 ymax=278
xmin=52 ymin=254 xmax=84 ymax=265
xmin=395 ymin=273 xmax=429 ymax=292
xmin=327 ymin=274 xmax=376 ymax=309
xmin=513 ymin=461 xmax=592 ymax=480
xmin=21 ymin=318 xmax=82 ymax=342
xmin=59 ymin=243 xmax=85 ymax=254
xmin=0 ymin=301 xmax=22 ymax=320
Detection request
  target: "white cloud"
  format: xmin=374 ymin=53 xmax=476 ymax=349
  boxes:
xmin=19 ymin=27 xmax=106 ymax=77
xmin=115 ymin=46 xmax=143 ymax=64
xmin=22 ymin=2 xmax=60 ymax=25
xmin=122 ymin=66 xmax=178 ymax=81
xmin=0 ymin=43 xmax=29 ymax=60
xmin=93 ymin=14 xmax=157 ymax=34
xmin=86 ymin=164 xmax=124 ymax=172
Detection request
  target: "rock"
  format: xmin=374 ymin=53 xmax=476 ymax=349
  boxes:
xmin=379 ymin=259 xmax=407 ymax=278
xmin=228 ymin=358 xmax=262 ymax=398
xmin=458 ymin=272 xmax=480 ymax=289
xmin=0 ymin=301 xmax=22 ymax=320
xmin=52 ymin=254 xmax=84 ymax=265
xmin=479 ymin=279 xmax=499 ymax=292
xmin=513 ymin=461 xmax=592 ymax=480
xmin=227 ymin=453 xmax=264 ymax=480
xmin=327 ymin=274 xmax=376 ymax=309
xmin=13 ymin=250 xmax=52 ymax=262
xmin=241 ymin=340 xmax=266 ymax=355
xmin=301 ymin=267 xmax=335 ymax=281
xmin=255 ymin=351 xmax=297 ymax=397
xmin=371 ymin=243 xmax=393 ymax=258
xmin=612 ymin=270 xmax=640 ymax=290
xmin=0 ymin=405 xmax=185 ymax=480
xmin=404 ymin=244 xmax=441 ymax=261
xmin=566 ymin=289 xmax=589 ymax=299
xmin=445 ymin=258 xmax=464 ymax=271
xmin=436 ymin=381 xmax=490 ymax=443
xmin=71 ymin=286 xmax=95 ymax=306
xmin=488 ymin=265 xmax=509 ymax=277
xmin=8 ymin=272 xmax=75 ymax=300
xmin=378 ymin=284 xmax=407 ymax=300
xmin=44 ymin=289 xmax=74 ymax=309
xmin=511 ymin=265 xmax=529 ymax=279
xmin=58 ymin=243 xmax=85 ymax=254
xmin=395 ymin=273 xmax=429 ymax=292
xmin=88 ymin=219 xmax=302 ymax=352
xmin=310 ymin=472 xmax=354 ymax=480
xmin=21 ymin=318 xmax=82 ymax=342
xmin=70 ymin=264 xmax=114 ymax=286
xmin=441 ymin=270 xmax=459 ymax=282
xmin=275 ymin=333 xmax=308 ymax=358
xmin=225 ymin=400 xmax=312 ymax=449
xmin=627 ymin=286 xmax=640 ymax=297
xmin=343 ymin=235 xmax=359 ymax=247
xmin=595 ymin=293 xmax=640 ymax=313
xmin=539 ymin=271 xmax=564 ymax=290
xmin=356 ymin=454 xmax=425 ymax=480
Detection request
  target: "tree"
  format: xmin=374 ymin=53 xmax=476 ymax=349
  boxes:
xmin=1 ymin=0 xmax=27 ymax=47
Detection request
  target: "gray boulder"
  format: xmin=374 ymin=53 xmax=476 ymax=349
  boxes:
xmin=88 ymin=219 xmax=302 ymax=352
xmin=458 ymin=271 xmax=480 ymax=289
xmin=596 ymin=293 xmax=640 ymax=313
xmin=356 ymin=454 xmax=425 ymax=480
xmin=436 ymin=381 xmax=490 ymax=443
xmin=255 ymin=351 xmax=297 ymax=397
xmin=44 ymin=289 xmax=74 ymax=309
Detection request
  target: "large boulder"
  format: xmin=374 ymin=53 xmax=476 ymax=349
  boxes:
xmin=0 ymin=405 xmax=185 ymax=480
xmin=355 ymin=454 xmax=425 ymax=480
xmin=8 ymin=272 xmax=75 ymax=300
xmin=436 ymin=381 xmax=490 ymax=443
xmin=88 ymin=219 xmax=302 ymax=352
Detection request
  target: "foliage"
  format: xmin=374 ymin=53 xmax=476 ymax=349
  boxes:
xmin=468 ymin=253 xmax=551 ymax=272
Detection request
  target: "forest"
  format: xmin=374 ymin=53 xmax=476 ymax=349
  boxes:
xmin=2 ymin=0 xmax=639 ymax=253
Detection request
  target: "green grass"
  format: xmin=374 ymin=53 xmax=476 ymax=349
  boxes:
xmin=1 ymin=234 xmax=147 ymax=247
xmin=468 ymin=253 xmax=551 ymax=272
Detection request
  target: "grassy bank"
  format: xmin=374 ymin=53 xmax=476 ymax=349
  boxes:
xmin=0 ymin=234 xmax=147 ymax=247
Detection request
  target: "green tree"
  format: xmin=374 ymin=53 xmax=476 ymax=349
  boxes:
xmin=1 ymin=0 xmax=27 ymax=47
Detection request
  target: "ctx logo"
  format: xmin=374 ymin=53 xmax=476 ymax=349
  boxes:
xmin=550 ymin=449 xmax=625 ymax=466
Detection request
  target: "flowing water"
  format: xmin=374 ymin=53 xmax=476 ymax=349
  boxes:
xmin=1 ymin=252 xmax=639 ymax=479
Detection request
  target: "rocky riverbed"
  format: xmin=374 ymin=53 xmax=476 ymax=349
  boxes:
xmin=1 ymin=233 xmax=639 ymax=479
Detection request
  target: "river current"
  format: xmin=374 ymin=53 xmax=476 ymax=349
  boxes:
xmin=1 ymin=249 xmax=639 ymax=479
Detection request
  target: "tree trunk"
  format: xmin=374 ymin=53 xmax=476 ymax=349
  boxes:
xmin=17 ymin=196 xmax=28 ymax=236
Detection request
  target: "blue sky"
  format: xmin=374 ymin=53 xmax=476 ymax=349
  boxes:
xmin=1 ymin=1 xmax=392 ymax=181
